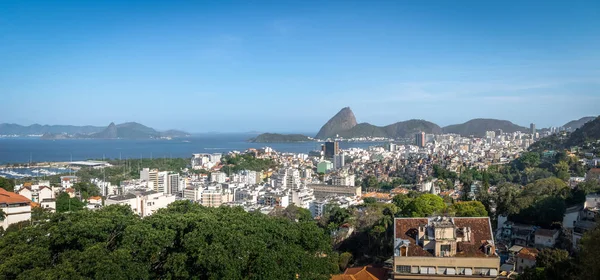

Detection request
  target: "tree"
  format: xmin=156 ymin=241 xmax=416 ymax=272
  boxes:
xmin=403 ymin=194 xmax=445 ymax=217
xmin=392 ymin=194 xmax=412 ymax=216
xmin=55 ymin=192 xmax=85 ymax=212
xmin=363 ymin=197 xmax=377 ymax=204
xmin=0 ymin=209 xmax=5 ymax=222
xmin=516 ymin=152 xmax=541 ymax=171
xmin=0 ymin=178 xmax=15 ymax=192
xmin=0 ymin=201 xmax=338 ymax=279
xmin=449 ymin=201 xmax=488 ymax=217
xmin=494 ymin=182 xmax=521 ymax=216
xmin=362 ymin=175 xmax=379 ymax=189
xmin=536 ymin=249 xmax=569 ymax=268
xmin=522 ymin=177 xmax=569 ymax=198
xmin=577 ymin=224 xmax=600 ymax=279
xmin=73 ymin=182 xmax=101 ymax=199
xmin=337 ymin=252 xmax=352 ymax=271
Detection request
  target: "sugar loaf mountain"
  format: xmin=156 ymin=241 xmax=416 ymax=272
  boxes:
xmin=251 ymin=107 xmax=597 ymax=142
xmin=0 ymin=122 xmax=189 ymax=139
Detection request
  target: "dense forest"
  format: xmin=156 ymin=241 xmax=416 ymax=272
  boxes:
xmin=0 ymin=201 xmax=338 ymax=280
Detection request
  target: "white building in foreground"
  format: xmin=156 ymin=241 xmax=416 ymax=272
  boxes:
xmin=104 ymin=190 xmax=176 ymax=217
xmin=0 ymin=188 xmax=32 ymax=229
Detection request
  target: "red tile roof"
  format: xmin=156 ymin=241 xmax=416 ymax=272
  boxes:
xmin=394 ymin=217 xmax=496 ymax=258
xmin=517 ymin=247 xmax=539 ymax=261
xmin=331 ymin=266 xmax=389 ymax=280
xmin=0 ymin=188 xmax=32 ymax=205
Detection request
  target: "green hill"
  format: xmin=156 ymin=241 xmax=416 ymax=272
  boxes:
xmin=443 ymin=118 xmax=528 ymax=137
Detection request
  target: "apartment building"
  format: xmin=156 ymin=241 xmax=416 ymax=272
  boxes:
xmin=393 ymin=216 xmax=500 ymax=279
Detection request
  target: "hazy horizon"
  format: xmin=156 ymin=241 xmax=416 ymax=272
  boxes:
xmin=1 ymin=1 xmax=598 ymax=132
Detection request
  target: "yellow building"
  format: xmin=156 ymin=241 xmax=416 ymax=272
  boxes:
xmin=393 ymin=217 xmax=499 ymax=279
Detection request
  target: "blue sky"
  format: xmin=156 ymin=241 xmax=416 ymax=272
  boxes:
xmin=1 ymin=0 xmax=598 ymax=133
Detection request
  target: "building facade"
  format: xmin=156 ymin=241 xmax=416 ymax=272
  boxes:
xmin=0 ymin=188 xmax=32 ymax=229
xmin=393 ymin=216 xmax=499 ymax=279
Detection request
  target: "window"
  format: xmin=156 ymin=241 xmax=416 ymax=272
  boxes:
xmin=411 ymin=266 xmax=419 ymax=274
xmin=400 ymin=246 xmax=407 ymax=256
xmin=474 ymin=268 xmax=490 ymax=276
xmin=396 ymin=265 xmax=411 ymax=274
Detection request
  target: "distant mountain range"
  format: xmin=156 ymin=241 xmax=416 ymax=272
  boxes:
xmin=0 ymin=122 xmax=190 ymax=139
xmin=255 ymin=108 xmax=597 ymax=141
xmin=529 ymin=116 xmax=600 ymax=152
xmin=562 ymin=116 xmax=597 ymax=130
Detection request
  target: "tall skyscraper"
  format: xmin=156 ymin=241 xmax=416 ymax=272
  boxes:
xmin=324 ymin=141 xmax=339 ymax=158
xmin=530 ymin=123 xmax=536 ymax=136
xmin=415 ymin=132 xmax=425 ymax=148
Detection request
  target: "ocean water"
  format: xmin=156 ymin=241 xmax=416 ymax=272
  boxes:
xmin=0 ymin=134 xmax=384 ymax=164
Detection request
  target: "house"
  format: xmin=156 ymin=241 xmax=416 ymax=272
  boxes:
xmin=563 ymin=205 xmax=582 ymax=229
xmin=16 ymin=185 xmax=54 ymax=203
xmin=331 ymin=266 xmax=390 ymax=280
xmin=0 ymin=188 xmax=32 ymax=229
xmin=586 ymin=168 xmax=600 ymax=182
xmin=60 ymin=176 xmax=78 ymax=189
xmin=573 ymin=220 xmax=597 ymax=249
xmin=515 ymin=247 xmax=539 ymax=273
xmin=40 ymin=198 xmax=56 ymax=212
xmin=87 ymin=196 xmax=102 ymax=205
xmin=393 ymin=216 xmax=500 ymax=279
xmin=534 ymin=229 xmax=559 ymax=248
xmin=65 ymin=188 xmax=76 ymax=198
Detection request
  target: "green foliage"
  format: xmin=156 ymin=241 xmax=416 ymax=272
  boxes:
xmin=363 ymin=197 xmax=377 ymax=204
xmin=55 ymin=192 xmax=85 ymax=213
xmin=510 ymin=196 xmax=566 ymax=228
xmin=432 ymin=164 xmax=458 ymax=181
xmin=0 ymin=202 xmax=337 ymax=279
xmin=221 ymin=154 xmax=276 ymax=175
xmin=494 ymin=182 xmax=521 ymax=216
xmin=515 ymin=152 xmax=541 ymax=171
xmin=320 ymin=205 xmax=351 ymax=231
xmin=0 ymin=177 xmax=15 ymax=192
xmin=449 ymin=201 xmax=488 ymax=217
xmin=270 ymin=205 xmax=313 ymax=223
xmin=521 ymin=248 xmax=576 ymax=280
xmin=402 ymin=194 xmax=445 ymax=217
xmin=578 ymin=223 xmax=600 ymax=279
xmin=337 ymin=252 xmax=352 ymax=271
xmin=73 ymin=182 xmax=100 ymax=200
xmin=536 ymin=249 xmax=569 ymax=268
xmin=361 ymin=175 xmax=379 ymax=190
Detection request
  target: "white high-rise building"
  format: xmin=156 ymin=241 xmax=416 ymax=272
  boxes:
xmin=167 ymin=174 xmax=180 ymax=195
xmin=156 ymin=171 xmax=169 ymax=193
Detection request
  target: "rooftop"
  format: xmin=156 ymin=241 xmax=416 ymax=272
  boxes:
xmin=0 ymin=188 xmax=31 ymax=205
xmin=535 ymin=229 xmax=558 ymax=237
xmin=394 ymin=217 xmax=496 ymax=258
xmin=516 ymin=247 xmax=539 ymax=261
xmin=330 ymin=266 xmax=389 ymax=280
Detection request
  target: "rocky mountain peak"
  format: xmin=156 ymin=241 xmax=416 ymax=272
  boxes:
xmin=315 ymin=107 xmax=358 ymax=139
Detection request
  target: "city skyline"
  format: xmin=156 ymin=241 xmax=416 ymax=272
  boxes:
xmin=1 ymin=0 xmax=599 ymax=132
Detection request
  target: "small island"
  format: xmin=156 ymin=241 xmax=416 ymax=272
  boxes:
xmin=249 ymin=133 xmax=313 ymax=143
